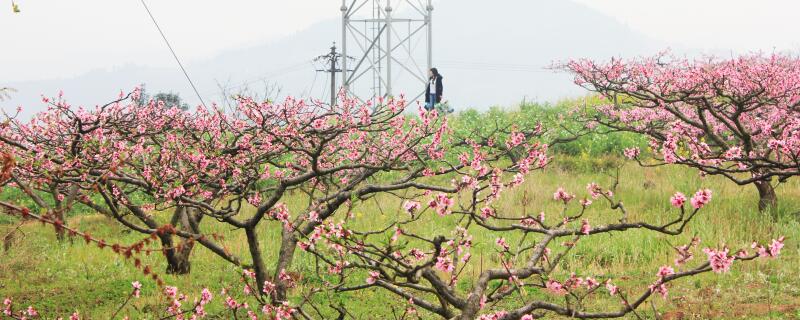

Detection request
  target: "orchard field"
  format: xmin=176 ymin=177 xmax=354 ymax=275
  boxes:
xmin=1 ymin=54 xmax=799 ymax=319
xmin=2 ymin=155 xmax=800 ymax=319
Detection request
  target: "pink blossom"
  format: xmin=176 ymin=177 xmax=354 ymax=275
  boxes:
xmin=3 ymin=298 xmax=10 ymax=316
xmin=164 ymin=286 xmax=178 ymax=298
xmin=509 ymin=173 xmax=525 ymax=186
xmin=278 ymin=269 xmax=296 ymax=288
xmin=225 ymin=296 xmax=242 ymax=310
xmin=650 ymin=283 xmax=669 ymax=299
xmin=243 ymin=269 xmax=256 ymax=279
xmin=200 ymin=288 xmax=213 ymax=305
xmin=585 ymin=277 xmax=600 ymax=289
xmin=580 ymin=219 xmax=591 ymax=235
xmin=703 ymin=248 xmax=734 ymax=273
xmin=247 ymin=192 xmax=262 ymax=206
xmin=605 ymin=280 xmax=619 ymax=296
xmin=403 ymin=201 xmax=421 ymax=214
xmin=553 ymin=187 xmax=575 ymax=203
xmin=546 ymin=280 xmax=567 ymax=295
xmin=480 ymin=207 xmax=495 ymax=219
xmin=520 ymin=217 xmax=537 ymax=227
xmin=506 ymin=130 xmax=526 ymax=149
xmin=132 ymin=281 xmax=142 ymax=298
xmin=670 ymin=192 xmax=686 ymax=208
xmin=478 ymin=311 xmax=509 ymax=320
xmin=25 ymin=306 xmax=38 ymax=317
xmin=623 ymin=147 xmax=640 ymax=159
xmin=366 ymin=271 xmax=380 ymax=284
xmin=657 ymin=265 xmax=675 ymax=278
xmin=428 ymin=193 xmax=454 ymax=216
xmin=495 ymin=237 xmax=510 ymax=251
xmin=586 ymin=182 xmax=602 ymax=199
xmin=769 ymin=236 xmax=785 ymax=257
xmin=262 ymin=281 xmax=276 ymax=295
xmin=724 ymin=147 xmax=742 ymax=160
xmin=435 ymin=256 xmax=455 ymax=273
xmin=297 ymin=241 xmax=311 ymax=251
xmin=690 ymin=189 xmax=712 ymax=209
xmin=409 ymin=248 xmax=426 ymax=260
xmin=674 ymin=237 xmax=700 ymax=266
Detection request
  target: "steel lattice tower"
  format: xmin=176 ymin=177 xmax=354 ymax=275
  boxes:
xmin=341 ymin=0 xmax=433 ymax=103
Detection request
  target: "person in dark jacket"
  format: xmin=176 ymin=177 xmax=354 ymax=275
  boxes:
xmin=424 ymin=68 xmax=443 ymax=111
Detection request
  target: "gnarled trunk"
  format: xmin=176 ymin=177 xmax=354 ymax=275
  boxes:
xmin=164 ymin=240 xmax=192 ymax=274
xmin=272 ymin=227 xmax=298 ymax=302
xmin=246 ymin=226 xmax=269 ymax=295
xmin=52 ymin=209 xmax=66 ymax=241
xmin=164 ymin=206 xmax=203 ymax=275
xmin=755 ymin=180 xmax=778 ymax=212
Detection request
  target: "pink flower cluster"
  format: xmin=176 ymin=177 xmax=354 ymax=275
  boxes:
xmin=580 ymin=219 xmax=591 ymax=235
xmin=690 ymin=189 xmax=712 ymax=209
xmin=649 ymin=266 xmax=675 ymax=298
xmin=132 ymin=281 xmax=142 ymax=298
xmin=366 ymin=271 xmax=381 ymax=284
xmin=670 ymin=192 xmax=686 ymax=208
xmin=403 ymin=200 xmax=421 ymax=214
xmin=752 ymin=236 xmax=786 ymax=258
xmin=623 ymin=147 xmax=640 ymax=159
xmin=546 ymin=273 xmax=602 ymax=296
xmin=428 ymin=193 xmax=455 ymax=216
xmin=553 ymin=187 xmax=575 ymax=203
xmin=495 ymin=237 xmax=510 ymax=251
xmin=703 ymin=248 xmax=735 ymax=273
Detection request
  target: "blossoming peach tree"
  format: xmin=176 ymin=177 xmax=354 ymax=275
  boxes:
xmin=0 ymin=88 xmax=526 ymax=317
xmin=0 ymin=90 xmax=785 ymax=319
xmin=562 ymin=53 xmax=800 ymax=211
xmin=299 ymin=144 xmax=784 ymax=319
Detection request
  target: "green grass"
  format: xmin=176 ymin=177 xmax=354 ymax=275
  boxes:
xmin=1 ymin=157 xmax=799 ymax=319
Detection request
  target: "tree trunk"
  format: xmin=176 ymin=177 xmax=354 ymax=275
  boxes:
xmin=53 ymin=209 xmax=66 ymax=241
xmin=164 ymin=243 xmax=192 ymax=274
xmin=755 ymin=181 xmax=778 ymax=212
xmin=273 ymin=227 xmax=298 ymax=302
xmin=164 ymin=206 xmax=203 ymax=275
xmin=246 ymin=227 xmax=269 ymax=296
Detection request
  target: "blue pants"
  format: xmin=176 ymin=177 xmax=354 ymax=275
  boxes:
xmin=425 ymin=93 xmax=437 ymax=111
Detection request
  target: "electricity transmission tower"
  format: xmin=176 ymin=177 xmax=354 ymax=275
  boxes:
xmin=340 ymin=0 xmax=433 ymax=103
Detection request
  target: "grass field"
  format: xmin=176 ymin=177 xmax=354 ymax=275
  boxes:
xmin=1 ymin=156 xmax=798 ymax=319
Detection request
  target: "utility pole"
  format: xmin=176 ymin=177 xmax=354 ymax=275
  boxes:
xmin=315 ymin=42 xmax=346 ymax=107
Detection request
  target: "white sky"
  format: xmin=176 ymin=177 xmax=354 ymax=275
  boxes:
xmin=3 ymin=0 xmax=800 ymax=82
xmin=3 ymin=0 xmax=342 ymax=82
xmin=571 ymin=0 xmax=800 ymax=53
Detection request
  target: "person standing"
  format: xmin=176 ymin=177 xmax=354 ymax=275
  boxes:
xmin=424 ymin=68 xmax=443 ymax=111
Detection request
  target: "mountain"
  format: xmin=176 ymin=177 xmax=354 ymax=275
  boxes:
xmin=3 ymin=0 xmax=664 ymax=118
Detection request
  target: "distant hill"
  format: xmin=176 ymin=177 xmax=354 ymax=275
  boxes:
xmin=3 ymin=0 xmax=664 ymax=118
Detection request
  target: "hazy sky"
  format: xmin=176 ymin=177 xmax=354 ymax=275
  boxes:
xmin=3 ymin=1 xmax=800 ymax=83
xmin=571 ymin=0 xmax=800 ymax=52
xmin=2 ymin=1 xmax=341 ymax=82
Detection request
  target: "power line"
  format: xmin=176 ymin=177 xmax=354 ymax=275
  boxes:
xmin=139 ymin=0 xmax=207 ymax=108
xmin=306 ymin=61 xmax=320 ymax=98
xmin=437 ymin=60 xmax=552 ymax=73
xmin=212 ymin=61 xmax=312 ymax=97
